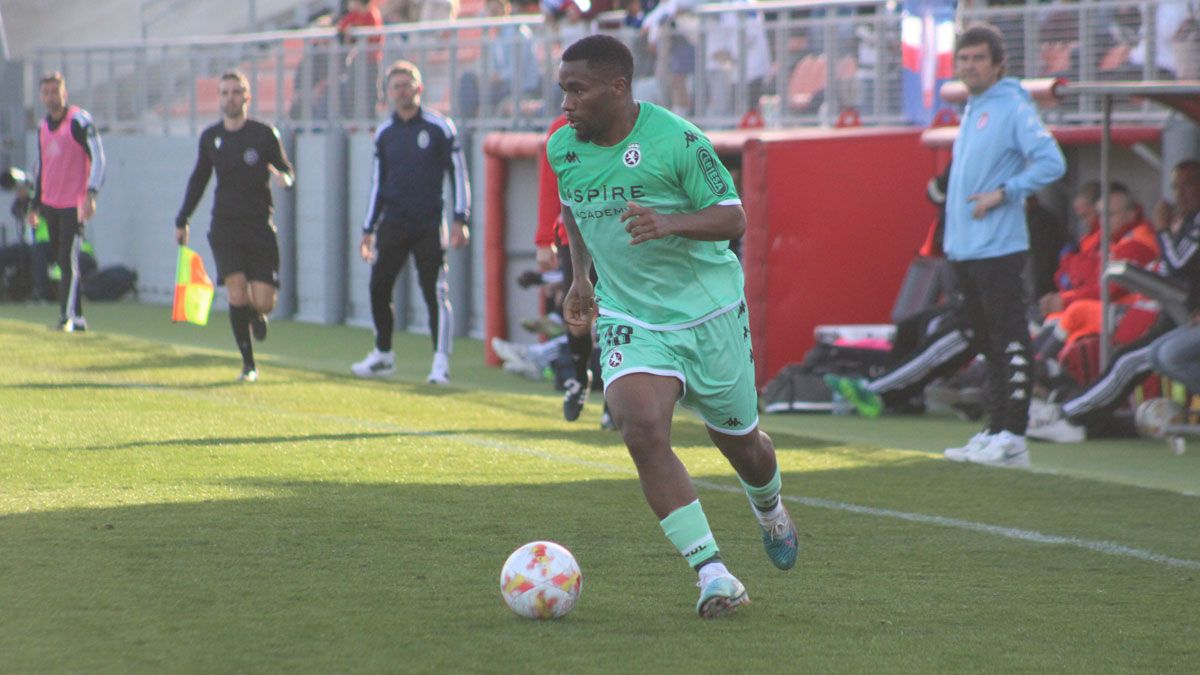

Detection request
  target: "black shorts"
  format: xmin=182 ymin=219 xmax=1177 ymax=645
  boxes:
xmin=208 ymin=228 xmax=279 ymax=287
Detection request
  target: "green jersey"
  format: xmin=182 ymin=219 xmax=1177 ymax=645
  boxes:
xmin=548 ymin=102 xmax=743 ymax=330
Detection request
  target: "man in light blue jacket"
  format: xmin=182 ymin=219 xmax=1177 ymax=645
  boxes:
xmin=942 ymin=23 xmax=1066 ymax=468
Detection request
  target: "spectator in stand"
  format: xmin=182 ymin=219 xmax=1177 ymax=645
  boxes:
xmin=702 ymin=0 xmax=771 ymax=120
xmin=336 ymin=0 xmax=385 ymax=117
xmin=1028 ymin=160 xmax=1200 ymax=443
xmin=1037 ymin=183 xmax=1159 ymax=319
xmin=1029 ymin=186 xmax=1162 ymax=399
xmin=380 ymin=0 xmax=459 ymax=23
xmin=1130 ymin=1 xmax=1200 ymax=80
xmin=638 ymin=0 xmax=697 ymax=115
xmin=484 ymin=0 xmax=543 ymax=116
xmin=1070 ymin=180 xmax=1100 ymax=240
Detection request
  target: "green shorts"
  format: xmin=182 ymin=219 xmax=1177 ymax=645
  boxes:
xmin=597 ymin=303 xmax=759 ymax=435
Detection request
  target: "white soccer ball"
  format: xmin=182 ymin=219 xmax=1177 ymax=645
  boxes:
xmin=499 ymin=541 xmax=582 ymax=619
xmin=1134 ymin=397 xmax=1185 ymax=438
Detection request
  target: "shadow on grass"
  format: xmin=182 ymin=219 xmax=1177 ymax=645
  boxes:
xmin=3 ymin=476 xmax=1199 ymax=673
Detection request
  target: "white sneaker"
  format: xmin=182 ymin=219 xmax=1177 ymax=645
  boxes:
xmin=966 ymin=430 xmax=1031 ymax=468
xmin=427 ymin=352 xmax=450 ymax=384
xmin=944 ymin=432 xmax=993 ymax=462
xmin=1026 ymin=416 xmax=1086 ymax=443
xmin=490 ymin=337 xmax=531 ymax=364
xmin=1027 ymin=397 xmax=1058 ymax=427
xmin=501 ymin=355 xmax=543 ymax=380
xmin=351 ymin=348 xmax=395 ymax=378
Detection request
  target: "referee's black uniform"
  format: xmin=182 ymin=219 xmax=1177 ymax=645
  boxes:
xmin=176 ymin=119 xmax=293 ymax=285
xmin=362 ymin=106 xmax=470 ymax=356
xmin=175 ymin=117 xmax=294 ymax=378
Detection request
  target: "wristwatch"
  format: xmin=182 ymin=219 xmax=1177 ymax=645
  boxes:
xmin=997 ymin=183 xmax=1006 ymax=201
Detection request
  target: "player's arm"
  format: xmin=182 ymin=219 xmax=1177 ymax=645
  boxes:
xmin=175 ymin=133 xmax=214 ymax=245
xmin=27 ymin=131 xmax=42 ymax=225
xmin=267 ymin=126 xmax=295 ymax=188
xmin=560 ymin=205 xmax=595 ymax=331
xmin=70 ymin=112 xmax=106 ymax=222
xmin=359 ymin=141 xmax=384 ymax=263
xmin=446 ymin=120 xmax=471 ymax=248
xmin=72 ymin=112 xmax=106 ymax=196
xmin=621 ymin=202 xmax=745 ymax=245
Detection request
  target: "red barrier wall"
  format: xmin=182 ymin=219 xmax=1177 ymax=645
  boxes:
xmin=485 ymin=127 xmax=940 ymax=386
xmin=712 ymin=127 xmax=938 ymax=385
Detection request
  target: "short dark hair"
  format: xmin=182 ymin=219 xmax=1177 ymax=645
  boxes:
xmin=1077 ymin=180 xmax=1101 ymax=203
xmin=561 ymin=34 xmax=634 ymax=84
xmin=956 ymin=23 xmax=1006 ymax=67
xmin=1176 ymin=159 xmax=1200 ymax=179
xmin=40 ymin=71 xmax=65 ymax=88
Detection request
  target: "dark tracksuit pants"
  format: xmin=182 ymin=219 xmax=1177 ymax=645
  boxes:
xmin=369 ymin=226 xmax=451 ymax=354
xmin=42 ymin=206 xmax=84 ymax=322
xmin=952 ymin=252 xmax=1033 ymax=435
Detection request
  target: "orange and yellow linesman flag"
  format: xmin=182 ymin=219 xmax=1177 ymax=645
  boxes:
xmin=172 ymin=246 xmax=214 ymax=326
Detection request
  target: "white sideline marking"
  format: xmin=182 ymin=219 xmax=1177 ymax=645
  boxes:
xmin=436 ymin=432 xmax=1200 ymax=572
xmin=86 ymin=382 xmax=1200 ymax=573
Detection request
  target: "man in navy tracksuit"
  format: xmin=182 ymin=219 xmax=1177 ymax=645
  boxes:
xmin=941 ymin=24 xmax=1065 ymax=467
xmin=351 ymin=60 xmax=471 ymax=384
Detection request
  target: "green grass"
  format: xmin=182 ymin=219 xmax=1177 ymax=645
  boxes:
xmin=2 ymin=302 xmax=1199 ymax=673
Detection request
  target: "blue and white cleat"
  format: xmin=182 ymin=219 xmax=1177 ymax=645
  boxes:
xmin=696 ymin=574 xmax=750 ymax=618
xmin=758 ymin=505 xmax=799 ymax=570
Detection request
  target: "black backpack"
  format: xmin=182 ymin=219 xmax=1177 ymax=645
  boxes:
xmin=84 ymin=265 xmax=138 ymax=301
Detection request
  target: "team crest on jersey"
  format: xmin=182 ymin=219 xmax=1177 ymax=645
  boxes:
xmin=214 ymin=137 xmax=222 ymax=149
xmin=623 ymin=143 xmax=641 ymax=168
xmin=976 ymin=112 xmax=989 ymax=130
xmin=243 ymin=148 xmax=259 ymax=165
xmin=418 ymin=130 xmax=431 ymax=149
xmin=608 ymin=351 xmax=623 ymax=368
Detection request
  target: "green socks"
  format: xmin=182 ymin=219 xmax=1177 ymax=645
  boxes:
xmin=739 ymin=466 xmax=782 ymax=512
xmin=660 ymin=499 xmax=719 ymax=569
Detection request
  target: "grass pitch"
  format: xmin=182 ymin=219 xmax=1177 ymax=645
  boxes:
xmin=1 ymin=303 xmax=1198 ymax=673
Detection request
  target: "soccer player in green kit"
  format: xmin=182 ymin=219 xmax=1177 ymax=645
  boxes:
xmin=549 ymin=34 xmax=798 ymax=618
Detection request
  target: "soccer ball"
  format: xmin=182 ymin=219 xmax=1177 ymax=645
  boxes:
xmin=499 ymin=541 xmax=582 ymax=619
xmin=1134 ymin=397 xmax=1184 ymax=438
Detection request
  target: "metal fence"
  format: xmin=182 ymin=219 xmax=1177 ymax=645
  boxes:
xmin=26 ymin=0 xmax=1196 ymax=136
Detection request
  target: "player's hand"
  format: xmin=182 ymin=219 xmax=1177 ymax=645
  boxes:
xmin=449 ymin=221 xmax=469 ymax=249
xmin=360 ymin=233 xmax=376 ymax=263
xmin=1038 ymin=292 xmax=1063 ymax=315
xmin=79 ymin=194 xmax=96 ymax=223
xmin=563 ymin=278 xmax=596 ymax=332
xmin=176 ymin=225 xmax=189 ymax=246
xmin=967 ymin=189 xmax=1004 ymax=220
xmin=535 ymin=245 xmax=556 ymax=271
xmin=621 ymin=201 xmax=673 ymax=245
xmin=269 ymin=166 xmax=294 ymax=189
xmin=26 ymin=208 xmax=39 ymax=227
xmin=1152 ymin=199 xmax=1175 ymax=232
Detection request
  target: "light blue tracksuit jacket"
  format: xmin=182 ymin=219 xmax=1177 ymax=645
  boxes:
xmin=945 ymin=77 xmax=1066 ymax=262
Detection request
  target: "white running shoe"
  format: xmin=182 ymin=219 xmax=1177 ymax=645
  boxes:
xmin=966 ymin=430 xmax=1031 ymax=468
xmin=501 ymin=356 xmax=543 ymax=380
xmin=427 ymin=352 xmax=450 ymax=385
xmin=351 ymin=348 xmax=395 ymax=378
xmin=944 ymin=432 xmax=993 ymax=462
xmin=1026 ymin=401 xmax=1086 ymax=443
xmin=490 ymin=337 xmax=531 ymax=364
xmin=1026 ymin=416 xmax=1086 ymax=443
